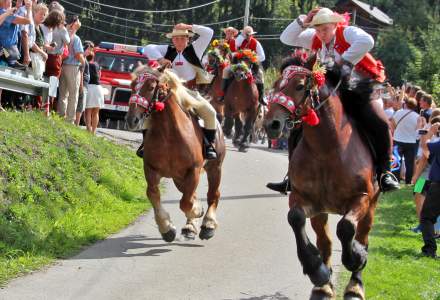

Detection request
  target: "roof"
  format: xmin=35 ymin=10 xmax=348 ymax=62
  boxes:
xmin=337 ymin=0 xmax=393 ymax=25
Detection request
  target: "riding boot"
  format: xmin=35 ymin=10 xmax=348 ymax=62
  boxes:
xmin=136 ymin=129 xmax=147 ymax=158
xmin=379 ymin=162 xmax=400 ymax=192
xmin=203 ymin=128 xmax=218 ymax=160
xmin=256 ymin=82 xmax=266 ymax=106
xmin=266 ymin=176 xmax=291 ymax=195
xmin=348 ymin=98 xmax=400 ymax=192
xmin=218 ymin=78 xmax=232 ymax=102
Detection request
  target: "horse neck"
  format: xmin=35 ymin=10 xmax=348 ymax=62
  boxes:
xmin=150 ymin=95 xmax=194 ymax=138
xmin=302 ymin=94 xmax=346 ymax=154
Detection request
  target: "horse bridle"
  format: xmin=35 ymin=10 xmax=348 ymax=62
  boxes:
xmin=270 ymin=65 xmax=342 ymax=128
xmin=129 ymin=71 xmax=171 ymax=119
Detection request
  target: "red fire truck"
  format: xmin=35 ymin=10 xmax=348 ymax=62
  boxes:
xmin=94 ymin=42 xmax=149 ymax=128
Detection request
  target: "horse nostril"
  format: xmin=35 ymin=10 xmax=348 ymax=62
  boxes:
xmin=271 ymin=120 xmax=281 ymax=130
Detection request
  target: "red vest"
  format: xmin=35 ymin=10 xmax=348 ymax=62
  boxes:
xmin=311 ymin=25 xmax=385 ymax=82
xmin=239 ymin=37 xmax=258 ymax=52
xmin=227 ymin=38 xmax=237 ymax=52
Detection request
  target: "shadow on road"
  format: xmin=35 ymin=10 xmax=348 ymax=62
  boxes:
xmin=231 ymin=292 xmax=291 ymax=300
xmin=163 ymin=193 xmax=286 ymax=204
xmin=71 ymin=234 xmax=203 ymax=260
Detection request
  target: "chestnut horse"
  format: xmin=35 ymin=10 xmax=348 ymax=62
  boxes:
xmin=223 ymin=61 xmax=259 ymax=152
xmin=126 ymin=66 xmax=226 ymax=242
xmin=264 ymin=56 xmax=379 ymax=300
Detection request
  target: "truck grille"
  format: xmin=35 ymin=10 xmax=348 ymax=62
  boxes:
xmin=112 ymin=88 xmax=132 ymax=104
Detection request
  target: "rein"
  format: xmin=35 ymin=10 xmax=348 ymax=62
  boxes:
xmin=269 ymin=64 xmax=342 ymax=128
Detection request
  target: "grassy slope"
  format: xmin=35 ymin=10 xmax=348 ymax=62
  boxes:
xmin=338 ymin=187 xmax=440 ymax=300
xmin=0 ymin=112 xmax=150 ymax=285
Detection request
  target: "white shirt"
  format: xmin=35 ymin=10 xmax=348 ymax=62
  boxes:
xmin=392 ymin=109 xmax=420 ymax=143
xmin=384 ymin=107 xmax=395 ymax=119
xmin=40 ymin=24 xmax=53 ymax=45
xmin=235 ymin=34 xmax=266 ymax=62
xmin=280 ymin=16 xmax=374 ymax=65
xmin=143 ymin=25 xmax=213 ymax=82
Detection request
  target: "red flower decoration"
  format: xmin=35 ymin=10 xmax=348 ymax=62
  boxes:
xmin=313 ymin=72 xmax=326 ymax=88
xmin=154 ymin=102 xmax=165 ymax=111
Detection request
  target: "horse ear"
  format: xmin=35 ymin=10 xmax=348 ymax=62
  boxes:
xmin=304 ymin=52 xmax=317 ymax=70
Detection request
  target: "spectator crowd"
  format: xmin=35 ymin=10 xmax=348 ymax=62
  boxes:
xmin=0 ymin=0 xmax=103 ymax=133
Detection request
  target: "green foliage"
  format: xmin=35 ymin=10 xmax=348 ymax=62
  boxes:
xmin=63 ymin=0 xmax=439 ymax=100
xmin=0 ymin=112 xmax=149 ymax=285
xmin=337 ymin=187 xmax=440 ymax=300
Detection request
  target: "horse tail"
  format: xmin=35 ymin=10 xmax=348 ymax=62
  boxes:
xmin=160 ymin=69 xmax=203 ymax=111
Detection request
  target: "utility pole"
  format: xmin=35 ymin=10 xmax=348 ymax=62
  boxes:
xmin=244 ymin=0 xmax=250 ymax=27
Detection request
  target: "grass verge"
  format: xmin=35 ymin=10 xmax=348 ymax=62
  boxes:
xmin=337 ymin=186 xmax=440 ymax=300
xmin=0 ymin=112 xmax=149 ymax=285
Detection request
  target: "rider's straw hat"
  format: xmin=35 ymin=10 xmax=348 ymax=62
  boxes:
xmin=241 ymin=26 xmax=257 ymax=36
xmin=223 ymin=26 xmax=239 ymax=36
xmin=309 ymin=8 xmax=345 ymax=26
xmin=166 ymin=28 xmax=194 ymax=38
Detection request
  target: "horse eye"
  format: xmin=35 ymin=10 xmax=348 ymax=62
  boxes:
xmin=296 ymin=84 xmax=305 ymax=91
xmin=147 ymin=86 xmax=155 ymax=91
xmin=296 ymin=85 xmax=304 ymax=90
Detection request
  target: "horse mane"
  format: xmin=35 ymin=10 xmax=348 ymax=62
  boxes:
xmin=159 ymin=69 xmax=202 ymax=111
xmin=131 ymin=65 xmax=162 ymax=81
xmin=280 ymin=55 xmax=373 ymax=105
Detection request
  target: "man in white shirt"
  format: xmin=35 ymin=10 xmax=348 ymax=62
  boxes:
xmin=144 ymin=23 xmax=213 ymax=89
xmin=219 ymin=26 xmax=266 ymax=105
xmin=267 ymin=7 xmax=399 ymax=193
xmin=141 ymin=24 xmax=218 ymax=160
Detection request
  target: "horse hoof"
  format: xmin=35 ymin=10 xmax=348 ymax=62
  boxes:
xmin=161 ymin=228 xmax=177 ymax=243
xmin=310 ymin=283 xmax=335 ymax=300
xmin=199 ymin=226 xmax=215 ymax=240
xmin=309 ymin=263 xmax=331 ymax=287
xmin=181 ymin=228 xmax=196 ymax=240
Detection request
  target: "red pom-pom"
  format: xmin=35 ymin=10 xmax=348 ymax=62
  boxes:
xmin=313 ymin=72 xmax=326 ymax=87
xmin=246 ymin=73 xmax=254 ymax=84
xmin=148 ymin=60 xmax=160 ymax=69
xmin=154 ymin=102 xmax=165 ymax=111
xmin=302 ymin=109 xmax=320 ymax=126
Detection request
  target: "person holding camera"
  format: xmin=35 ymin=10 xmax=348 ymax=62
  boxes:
xmin=419 ymin=118 xmax=440 ymax=258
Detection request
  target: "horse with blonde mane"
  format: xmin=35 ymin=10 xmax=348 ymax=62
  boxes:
xmin=126 ymin=65 xmax=226 ymax=242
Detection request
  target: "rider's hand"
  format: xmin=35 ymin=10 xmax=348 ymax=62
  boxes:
xmin=174 ymin=23 xmax=192 ymax=31
xmin=303 ymin=7 xmax=320 ymax=26
xmin=158 ymin=58 xmax=172 ymax=68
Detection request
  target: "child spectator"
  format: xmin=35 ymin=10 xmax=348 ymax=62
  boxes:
xmin=84 ymin=47 xmax=104 ymax=134
xmin=411 ymin=109 xmax=440 ymax=232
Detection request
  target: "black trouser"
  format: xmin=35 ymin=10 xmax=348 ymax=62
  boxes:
xmin=288 ymin=126 xmax=303 ymax=159
xmin=394 ymin=141 xmax=417 ymax=184
xmin=343 ymin=98 xmax=393 ymax=174
xmin=420 ymin=182 xmax=440 ymax=256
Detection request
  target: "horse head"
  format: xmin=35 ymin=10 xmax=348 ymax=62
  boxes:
xmin=126 ymin=64 xmax=168 ymax=131
xmin=207 ymin=48 xmax=227 ymax=74
xmin=264 ymin=53 xmax=329 ymax=139
xmin=231 ymin=61 xmax=253 ymax=81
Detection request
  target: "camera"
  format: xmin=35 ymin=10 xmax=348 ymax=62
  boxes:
xmin=418 ymin=129 xmax=428 ymax=135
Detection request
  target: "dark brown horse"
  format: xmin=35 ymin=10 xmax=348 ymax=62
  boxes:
xmin=264 ymin=56 xmax=379 ymax=300
xmin=206 ymin=48 xmax=227 ymax=123
xmin=126 ymin=66 xmax=226 ymax=242
xmin=223 ymin=61 xmax=259 ymax=152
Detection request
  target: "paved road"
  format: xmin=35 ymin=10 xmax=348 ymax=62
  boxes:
xmin=1 ymin=129 xmax=342 ymax=300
